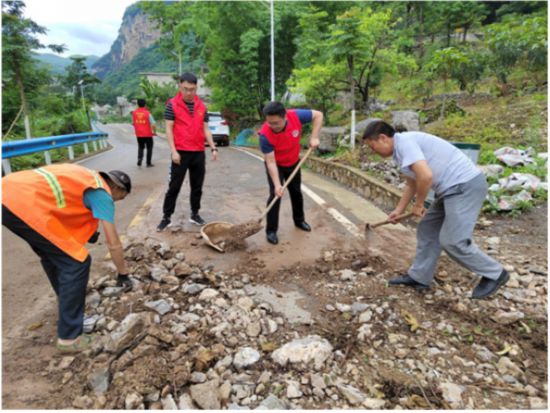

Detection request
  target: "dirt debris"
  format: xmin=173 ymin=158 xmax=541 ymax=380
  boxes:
xmin=33 ymin=222 xmax=547 ymax=410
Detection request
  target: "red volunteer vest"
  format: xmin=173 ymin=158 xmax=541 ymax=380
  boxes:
xmin=2 ymin=164 xmax=112 ymax=262
xmin=132 ymin=107 xmax=153 ymax=137
xmin=170 ymin=93 xmax=206 ymax=151
xmin=259 ymin=110 xmax=303 ymax=167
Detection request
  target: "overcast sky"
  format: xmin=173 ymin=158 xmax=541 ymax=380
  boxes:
xmin=24 ymin=0 xmax=137 ymax=57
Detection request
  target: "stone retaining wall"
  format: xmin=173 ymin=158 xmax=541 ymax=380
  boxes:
xmin=305 ymin=156 xmax=403 ymax=210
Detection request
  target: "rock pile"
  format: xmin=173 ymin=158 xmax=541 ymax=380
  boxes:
xmin=47 ymin=238 xmax=546 ymax=410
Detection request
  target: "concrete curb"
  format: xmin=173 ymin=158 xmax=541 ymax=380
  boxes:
xmin=304 ymin=156 xmax=403 ymax=211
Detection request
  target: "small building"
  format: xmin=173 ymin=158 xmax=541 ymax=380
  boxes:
xmin=139 ymin=72 xmax=211 ymax=100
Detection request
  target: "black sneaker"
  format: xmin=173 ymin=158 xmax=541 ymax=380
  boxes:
xmin=157 ymin=217 xmax=171 ymax=232
xmin=137 ymin=160 xmax=142 ymax=167
xmin=189 ymin=213 xmax=206 ymax=226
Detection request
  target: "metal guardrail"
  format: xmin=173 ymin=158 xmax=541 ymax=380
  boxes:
xmin=2 ymin=131 xmax=109 ymax=175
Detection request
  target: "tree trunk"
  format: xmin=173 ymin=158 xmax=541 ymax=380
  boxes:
xmin=446 ymin=22 xmax=451 ymax=47
xmin=417 ymin=4 xmax=425 ymax=62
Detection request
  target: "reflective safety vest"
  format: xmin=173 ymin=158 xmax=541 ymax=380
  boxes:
xmin=259 ymin=110 xmax=303 ymax=167
xmin=169 ymin=92 xmax=206 ymax=151
xmin=2 ymin=164 xmax=112 ymax=262
xmin=132 ymin=107 xmax=153 ymax=137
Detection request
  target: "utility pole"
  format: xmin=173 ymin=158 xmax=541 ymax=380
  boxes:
xmin=78 ymin=80 xmax=91 ymax=129
xmin=171 ymin=50 xmax=182 ymax=76
xmin=270 ymin=0 xmax=275 ymax=101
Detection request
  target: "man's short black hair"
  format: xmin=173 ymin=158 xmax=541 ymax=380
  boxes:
xmin=137 ymin=98 xmax=146 ymax=107
xmin=263 ymin=101 xmax=286 ymax=118
xmin=362 ymin=120 xmax=396 ymax=141
xmin=179 ymin=72 xmax=198 ymax=84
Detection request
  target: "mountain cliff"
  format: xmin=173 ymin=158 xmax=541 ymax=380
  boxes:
xmin=91 ymin=3 xmax=161 ymax=79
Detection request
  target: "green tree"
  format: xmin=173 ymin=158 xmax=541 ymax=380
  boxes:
xmin=425 ymin=46 xmax=486 ymax=94
xmin=329 ymin=7 xmax=416 ymax=110
xmin=287 ymin=63 xmax=342 ymax=122
xmin=485 ymin=12 xmax=547 ymax=88
xmin=2 ymin=0 xmax=65 ymax=137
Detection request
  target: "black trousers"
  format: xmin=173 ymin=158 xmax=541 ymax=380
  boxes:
xmin=136 ymin=136 xmax=154 ymax=165
xmin=2 ymin=205 xmax=91 ymax=340
xmin=265 ymin=160 xmax=305 ymax=233
xmin=162 ymin=150 xmax=206 ymax=218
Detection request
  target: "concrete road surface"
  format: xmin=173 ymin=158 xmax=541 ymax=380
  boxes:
xmin=1 ymin=123 xmax=415 ymax=407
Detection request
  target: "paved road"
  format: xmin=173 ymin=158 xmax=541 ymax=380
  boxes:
xmin=2 ymin=123 xmax=415 ymax=407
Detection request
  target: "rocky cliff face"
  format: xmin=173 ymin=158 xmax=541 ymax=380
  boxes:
xmin=92 ymin=4 xmax=161 ymax=79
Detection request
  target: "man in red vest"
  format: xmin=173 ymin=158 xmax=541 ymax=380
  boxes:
xmin=2 ymin=164 xmax=133 ymax=352
xmin=132 ymin=98 xmax=157 ymax=167
xmin=157 ymin=72 xmax=219 ymax=231
xmin=259 ymin=101 xmax=323 ymax=245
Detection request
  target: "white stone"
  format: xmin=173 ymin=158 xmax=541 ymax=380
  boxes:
xmin=271 ymin=335 xmax=333 ymax=370
xmin=337 ymin=383 xmax=366 ymax=405
xmin=439 ymin=382 xmax=464 ymax=408
xmin=161 ymin=394 xmax=178 ymax=410
xmin=199 ymin=288 xmax=219 ymax=300
xmin=286 ymin=381 xmax=303 ymax=399
xmin=178 ymin=393 xmax=195 ymax=409
xmin=233 ymin=347 xmax=261 ymax=369
xmin=358 ymin=310 xmax=373 ymax=323
xmin=490 ymin=310 xmax=525 ymax=325
xmin=363 ymin=398 xmax=386 ymax=409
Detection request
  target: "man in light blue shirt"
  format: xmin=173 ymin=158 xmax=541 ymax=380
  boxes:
xmin=362 ymin=120 xmax=508 ymax=299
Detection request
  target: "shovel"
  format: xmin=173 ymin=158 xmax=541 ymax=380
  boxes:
xmin=364 ymin=212 xmax=413 ymax=239
xmin=201 ymin=147 xmax=314 ymax=252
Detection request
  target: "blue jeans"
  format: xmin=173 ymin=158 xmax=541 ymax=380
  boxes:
xmin=2 ymin=206 xmax=91 ymax=339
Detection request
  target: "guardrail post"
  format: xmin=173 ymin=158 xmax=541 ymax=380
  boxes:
xmin=2 ymin=159 xmax=12 ymax=175
xmin=44 ymin=151 xmax=52 ymax=165
xmin=83 ymin=142 xmax=89 ymax=154
xmin=92 ymin=141 xmax=98 ymax=151
xmin=68 ymin=145 xmax=74 ymax=160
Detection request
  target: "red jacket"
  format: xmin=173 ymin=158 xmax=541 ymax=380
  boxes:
xmin=169 ymin=93 xmax=206 ymax=151
xmin=259 ymin=110 xmax=303 ymax=167
xmin=132 ymin=107 xmax=153 ymax=137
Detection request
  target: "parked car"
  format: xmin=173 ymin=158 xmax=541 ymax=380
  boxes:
xmin=207 ymin=112 xmax=230 ymax=146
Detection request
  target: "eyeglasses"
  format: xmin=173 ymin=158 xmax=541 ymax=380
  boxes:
xmin=181 ymin=87 xmax=197 ymax=93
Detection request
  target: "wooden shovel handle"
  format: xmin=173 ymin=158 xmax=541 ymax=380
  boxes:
xmin=259 ymin=147 xmax=314 ymax=221
xmin=367 ymin=212 xmax=414 ymax=229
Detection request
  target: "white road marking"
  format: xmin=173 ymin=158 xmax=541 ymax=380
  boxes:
xmin=233 ymin=147 xmax=362 ymax=238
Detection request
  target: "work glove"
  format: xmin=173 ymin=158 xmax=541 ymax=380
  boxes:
xmin=88 ymin=231 xmax=100 ymax=244
xmin=116 ymin=274 xmax=133 ymax=292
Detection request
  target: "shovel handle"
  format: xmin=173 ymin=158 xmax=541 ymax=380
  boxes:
xmin=367 ymin=212 xmax=414 ymax=229
xmin=259 ymin=147 xmax=314 ymax=221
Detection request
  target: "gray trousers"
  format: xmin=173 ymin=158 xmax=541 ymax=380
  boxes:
xmin=408 ymin=173 xmax=503 ymax=285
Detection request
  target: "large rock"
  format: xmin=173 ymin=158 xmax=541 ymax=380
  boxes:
xmin=391 ymin=110 xmax=420 ymax=132
xmin=271 ymin=335 xmax=333 ymax=369
xmin=105 ymin=313 xmax=149 ymax=353
xmin=319 ymin=127 xmax=345 ymax=153
xmin=190 ymin=379 xmax=221 ymax=409
xmin=355 ymin=118 xmax=382 ymax=136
